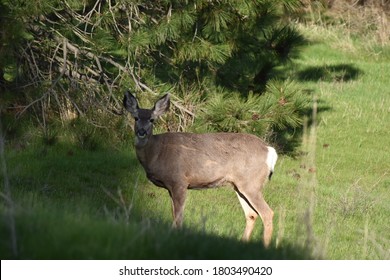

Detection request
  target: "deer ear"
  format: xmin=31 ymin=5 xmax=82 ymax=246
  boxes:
xmin=123 ymin=91 xmax=139 ymax=118
xmin=152 ymin=93 xmax=170 ymax=119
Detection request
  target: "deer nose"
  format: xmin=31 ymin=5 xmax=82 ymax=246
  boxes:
xmin=137 ymin=129 xmax=147 ymax=139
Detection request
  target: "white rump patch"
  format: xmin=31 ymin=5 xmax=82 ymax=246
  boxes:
xmin=266 ymin=146 xmax=278 ymax=173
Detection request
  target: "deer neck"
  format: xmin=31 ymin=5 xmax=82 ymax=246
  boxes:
xmin=134 ymin=135 xmax=157 ymax=170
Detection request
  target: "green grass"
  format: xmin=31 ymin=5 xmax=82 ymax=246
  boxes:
xmin=1 ymin=24 xmax=390 ymax=259
xmin=272 ymin=24 xmax=390 ymax=259
xmin=0 ymin=144 xmax=308 ymax=259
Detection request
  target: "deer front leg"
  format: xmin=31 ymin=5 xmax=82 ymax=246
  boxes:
xmin=168 ymin=187 xmax=187 ymax=228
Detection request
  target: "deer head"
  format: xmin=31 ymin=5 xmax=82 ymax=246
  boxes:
xmin=123 ymin=91 xmax=170 ymax=147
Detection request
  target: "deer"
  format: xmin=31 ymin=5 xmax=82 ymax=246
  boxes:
xmin=123 ymin=91 xmax=278 ymax=247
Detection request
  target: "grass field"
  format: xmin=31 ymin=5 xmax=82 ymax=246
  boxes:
xmin=1 ymin=24 xmax=389 ymax=259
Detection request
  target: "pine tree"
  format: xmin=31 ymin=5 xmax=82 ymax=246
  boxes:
xmin=1 ymin=0 xmax=307 ymax=147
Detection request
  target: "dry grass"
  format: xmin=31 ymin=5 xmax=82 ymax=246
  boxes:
xmin=299 ymin=0 xmax=390 ymax=49
xmin=329 ymin=1 xmax=389 ymax=46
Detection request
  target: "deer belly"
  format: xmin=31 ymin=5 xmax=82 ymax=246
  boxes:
xmin=187 ymin=177 xmax=227 ymax=190
xmin=146 ymin=173 xmax=167 ymax=189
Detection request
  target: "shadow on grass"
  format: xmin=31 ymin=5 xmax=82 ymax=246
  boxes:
xmin=3 ymin=142 xmax=143 ymax=210
xmin=1 ymin=143 xmax=312 ymax=260
xmin=297 ymin=63 xmax=363 ymax=82
xmin=0 ymin=204 xmax=311 ymax=260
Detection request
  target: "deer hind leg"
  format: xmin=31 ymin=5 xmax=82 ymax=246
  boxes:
xmin=168 ymin=187 xmax=187 ymax=228
xmin=236 ymin=191 xmax=258 ymax=241
xmin=255 ymin=196 xmax=274 ymax=247
xmin=235 ymin=178 xmax=274 ymax=247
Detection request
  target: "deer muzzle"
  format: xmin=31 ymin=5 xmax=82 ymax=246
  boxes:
xmin=137 ymin=129 xmax=147 ymax=139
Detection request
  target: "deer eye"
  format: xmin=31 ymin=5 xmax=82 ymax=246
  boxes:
xmin=150 ymin=119 xmax=155 ymax=123
xmin=134 ymin=117 xmax=139 ymax=121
